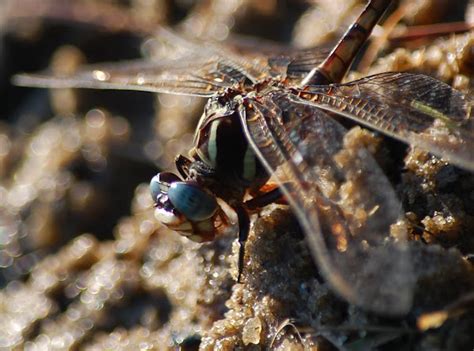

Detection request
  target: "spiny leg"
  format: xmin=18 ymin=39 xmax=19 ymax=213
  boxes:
xmin=175 ymin=154 xmax=192 ymax=179
xmin=235 ymin=205 xmax=250 ymax=283
xmin=235 ymin=185 xmax=287 ymax=282
xmin=245 ymin=185 xmax=285 ymax=210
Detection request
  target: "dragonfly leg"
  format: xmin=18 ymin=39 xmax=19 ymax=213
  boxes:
xmin=245 ymin=186 xmax=285 ymax=210
xmin=235 ymin=185 xmax=289 ymax=282
xmin=235 ymin=205 xmax=250 ymax=283
xmin=175 ymin=154 xmax=192 ymax=179
xmin=175 ymin=154 xmax=216 ymax=179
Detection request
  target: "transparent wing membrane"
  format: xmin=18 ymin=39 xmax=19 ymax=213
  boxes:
xmin=13 ymin=55 xmax=251 ymax=96
xmin=14 ymin=28 xmax=335 ymax=95
xmin=297 ymin=72 xmax=474 ymax=170
xmin=150 ymin=28 xmax=332 ymax=81
xmin=146 ymin=28 xmax=273 ymax=82
xmin=240 ymin=93 xmax=414 ymax=315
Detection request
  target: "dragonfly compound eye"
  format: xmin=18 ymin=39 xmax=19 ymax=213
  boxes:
xmin=168 ymin=182 xmax=218 ymax=222
xmin=150 ymin=172 xmax=182 ymax=202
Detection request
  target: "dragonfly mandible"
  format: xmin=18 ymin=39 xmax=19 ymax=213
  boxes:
xmin=14 ymin=0 xmax=473 ymax=316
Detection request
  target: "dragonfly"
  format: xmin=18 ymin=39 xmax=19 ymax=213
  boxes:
xmin=14 ymin=0 xmax=473 ymax=316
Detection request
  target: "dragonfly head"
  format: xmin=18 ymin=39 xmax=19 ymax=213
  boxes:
xmin=150 ymin=172 xmax=224 ymax=242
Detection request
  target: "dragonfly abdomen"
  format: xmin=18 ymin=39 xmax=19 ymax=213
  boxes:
xmin=301 ymin=0 xmax=392 ymax=85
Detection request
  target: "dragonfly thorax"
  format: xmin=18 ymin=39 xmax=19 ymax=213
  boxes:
xmin=190 ymin=95 xmax=269 ymax=198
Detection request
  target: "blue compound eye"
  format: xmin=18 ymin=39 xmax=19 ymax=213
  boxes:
xmin=150 ymin=172 xmax=181 ymax=202
xmin=168 ymin=182 xmax=218 ymax=222
xmin=150 ymin=175 xmax=162 ymax=202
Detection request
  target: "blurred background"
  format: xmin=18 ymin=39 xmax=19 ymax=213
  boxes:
xmin=1 ymin=0 xmax=474 ymax=350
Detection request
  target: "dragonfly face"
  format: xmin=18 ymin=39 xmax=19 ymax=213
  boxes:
xmin=150 ymin=172 xmax=223 ymax=243
xmin=13 ymin=0 xmax=474 ymax=315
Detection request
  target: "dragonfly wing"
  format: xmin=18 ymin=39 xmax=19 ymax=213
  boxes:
xmin=13 ymin=53 xmax=252 ymax=97
xmin=284 ymin=47 xmax=331 ymax=80
xmin=149 ymin=28 xmax=331 ymax=82
xmin=14 ymin=24 xmax=332 ymax=95
xmin=300 ymin=72 xmax=474 ymax=170
xmin=146 ymin=28 xmax=273 ymax=82
xmin=239 ymin=92 xmax=414 ymax=315
xmin=222 ymin=35 xmax=331 ymax=81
